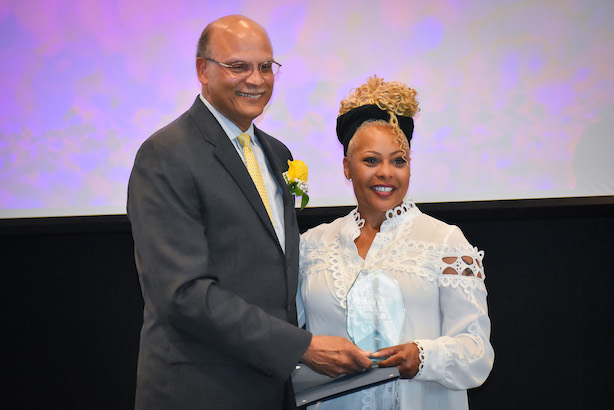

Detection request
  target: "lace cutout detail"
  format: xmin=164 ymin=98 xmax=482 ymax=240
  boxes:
xmin=352 ymin=208 xmax=365 ymax=228
xmin=386 ymin=201 xmax=414 ymax=220
xmin=352 ymin=198 xmax=416 ymax=231
xmin=442 ymin=255 xmax=483 ymax=278
xmin=413 ymin=340 xmax=426 ymax=377
xmin=437 ymin=249 xmax=487 ymax=311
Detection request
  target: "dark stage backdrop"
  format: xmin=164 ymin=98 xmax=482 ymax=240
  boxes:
xmin=2 ymin=197 xmax=613 ymax=409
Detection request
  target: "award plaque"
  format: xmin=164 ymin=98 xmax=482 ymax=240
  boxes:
xmin=346 ymin=270 xmax=405 ymax=353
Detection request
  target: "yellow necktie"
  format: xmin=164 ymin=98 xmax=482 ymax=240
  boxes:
xmin=237 ymin=133 xmax=273 ymax=224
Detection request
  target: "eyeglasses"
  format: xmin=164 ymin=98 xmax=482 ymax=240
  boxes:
xmin=205 ymin=58 xmax=281 ymax=77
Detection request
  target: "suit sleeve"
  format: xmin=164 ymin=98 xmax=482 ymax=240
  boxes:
xmin=127 ymin=133 xmax=311 ymax=381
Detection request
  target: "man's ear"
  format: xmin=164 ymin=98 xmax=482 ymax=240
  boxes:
xmin=196 ymin=57 xmax=208 ymax=86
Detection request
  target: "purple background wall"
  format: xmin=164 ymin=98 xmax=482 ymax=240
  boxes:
xmin=1 ymin=0 xmax=613 ymax=218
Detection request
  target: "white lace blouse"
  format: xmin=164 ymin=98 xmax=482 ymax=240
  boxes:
xmin=297 ymin=199 xmax=494 ymax=410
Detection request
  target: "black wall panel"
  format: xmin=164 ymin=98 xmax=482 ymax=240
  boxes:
xmin=2 ymin=197 xmax=613 ymax=409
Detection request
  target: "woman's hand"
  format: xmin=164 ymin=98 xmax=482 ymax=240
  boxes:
xmin=371 ymin=342 xmax=421 ymax=379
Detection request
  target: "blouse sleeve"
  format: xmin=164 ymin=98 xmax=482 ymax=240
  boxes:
xmin=412 ymin=226 xmax=494 ymax=390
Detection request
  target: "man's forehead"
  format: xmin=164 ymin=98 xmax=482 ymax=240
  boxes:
xmin=209 ymin=25 xmax=273 ymax=58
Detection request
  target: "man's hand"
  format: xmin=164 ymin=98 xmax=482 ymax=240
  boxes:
xmin=301 ymin=335 xmax=373 ymax=377
xmin=371 ymin=342 xmax=421 ymax=379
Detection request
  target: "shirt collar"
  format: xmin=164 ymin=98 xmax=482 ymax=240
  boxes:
xmin=199 ymin=94 xmax=254 ymax=141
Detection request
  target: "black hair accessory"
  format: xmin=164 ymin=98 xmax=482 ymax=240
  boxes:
xmin=336 ymin=104 xmax=414 ymax=156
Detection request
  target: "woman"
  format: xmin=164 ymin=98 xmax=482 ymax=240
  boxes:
xmin=297 ymin=76 xmax=494 ymax=409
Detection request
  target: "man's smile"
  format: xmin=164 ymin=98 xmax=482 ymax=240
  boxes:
xmin=237 ymin=90 xmax=266 ymax=98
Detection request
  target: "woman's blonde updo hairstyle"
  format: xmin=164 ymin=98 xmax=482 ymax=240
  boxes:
xmin=339 ymin=75 xmax=420 ymax=157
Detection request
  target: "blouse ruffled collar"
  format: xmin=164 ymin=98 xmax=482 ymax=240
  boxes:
xmin=348 ymin=198 xmax=419 ymax=234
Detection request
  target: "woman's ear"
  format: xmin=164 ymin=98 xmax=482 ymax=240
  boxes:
xmin=343 ymin=157 xmax=351 ymax=180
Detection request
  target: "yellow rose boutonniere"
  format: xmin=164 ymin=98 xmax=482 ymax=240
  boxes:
xmin=283 ymin=159 xmax=309 ymax=210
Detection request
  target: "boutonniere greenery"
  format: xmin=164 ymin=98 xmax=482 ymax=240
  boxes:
xmin=283 ymin=159 xmax=309 ymax=210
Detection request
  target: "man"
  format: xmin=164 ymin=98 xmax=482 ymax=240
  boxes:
xmin=127 ymin=15 xmax=371 ymax=409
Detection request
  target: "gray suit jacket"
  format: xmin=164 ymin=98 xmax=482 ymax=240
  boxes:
xmin=127 ymin=97 xmax=312 ymax=409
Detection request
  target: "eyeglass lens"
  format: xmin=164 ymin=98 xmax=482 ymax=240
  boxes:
xmin=230 ymin=62 xmax=279 ymax=76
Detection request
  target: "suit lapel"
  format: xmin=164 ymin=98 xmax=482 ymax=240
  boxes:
xmin=188 ymin=98 xmax=278 ymax=242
